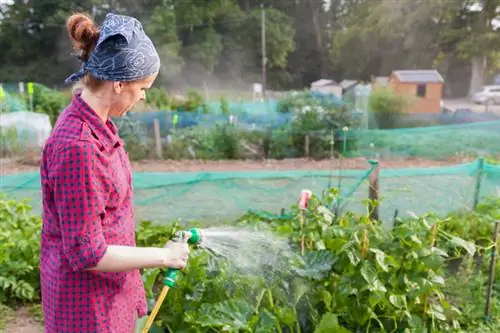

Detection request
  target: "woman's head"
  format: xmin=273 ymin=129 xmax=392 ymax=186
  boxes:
xmin=65 ymin=13 xmax=160 ymax=117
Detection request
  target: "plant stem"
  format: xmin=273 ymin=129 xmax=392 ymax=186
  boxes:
xmin=300 ymin=211 xmax=305 ymax=255
xmin=254 ymin=289 xmax=266 ymax=314
xmin=267 ymin=290 xmax=282 ymax=333
xmin=267 ymin=289 xmax=274 ymax=308
xmin=295 ymin=309 xmax=301 ymax=333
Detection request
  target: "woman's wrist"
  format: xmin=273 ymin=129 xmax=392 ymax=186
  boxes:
xmin=88 ymin=245 xmax=173 ymax=272
xmin=160 ymin=247 xmax=171 ymax=267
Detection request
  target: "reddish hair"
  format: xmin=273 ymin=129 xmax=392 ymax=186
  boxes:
xmin=66 ymin=13 xmax=104 ymax=91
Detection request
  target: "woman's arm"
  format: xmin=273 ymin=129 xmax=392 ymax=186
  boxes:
xmin=88 ymin=243 xmax=188 ymax=272
xmin=51 ymin=142 xmax=190 ymax=273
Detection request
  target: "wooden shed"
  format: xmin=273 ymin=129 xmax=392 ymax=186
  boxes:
xmin=388 ymin=70 xmax=444 ymax=113
xmin=310 ymin=79 xmax=342 ymax=98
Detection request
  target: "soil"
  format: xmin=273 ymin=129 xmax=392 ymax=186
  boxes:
xmin=0 ymin=156 xmax=468 ymax=176
xmin=2 ymin=307 xmax=43 ymax=333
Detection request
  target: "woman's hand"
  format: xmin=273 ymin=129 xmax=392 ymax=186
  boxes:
xmin=162 ymin=232 xmax=191 ymax=269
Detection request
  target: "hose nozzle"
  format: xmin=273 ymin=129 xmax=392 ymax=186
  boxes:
xmin=171 ymin=228 xmax=203 ymax=246
xmin=164 ymin=228 xmax=203 ymax=288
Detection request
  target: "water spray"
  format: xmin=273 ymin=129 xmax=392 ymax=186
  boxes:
xmin=141 ymin=228 xmax=203 ymax=333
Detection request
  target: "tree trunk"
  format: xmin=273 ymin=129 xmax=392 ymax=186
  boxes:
xmin=306 ymin=0 xmax=325 ymax=77
xmin=468 ymin=56 xmax=487 ymax=96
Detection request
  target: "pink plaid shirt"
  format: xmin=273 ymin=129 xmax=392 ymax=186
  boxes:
xmin=39 ymin=92 xmax=147 ymax=332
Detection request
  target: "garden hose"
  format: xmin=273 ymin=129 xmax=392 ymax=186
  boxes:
xmin=141 ymin=228 xmax=203 ymax=333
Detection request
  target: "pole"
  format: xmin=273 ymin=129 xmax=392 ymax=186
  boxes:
xmin=473 ymin=157 xmax=484 ymax=209
xmin=484 ymin=221 xmax=500 ymax=322
xmin=368 ymin=160 xmax=380 ymax=221
xmin=261 ymin=3 xmax=266 ymax=98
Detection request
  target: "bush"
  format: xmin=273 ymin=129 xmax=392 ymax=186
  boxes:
xmin=0 ymin=195 xmax=41 ymax=305
xmin=275 ymin=90 xmax=359 ymax=158
xmin=369 ymin=87 xmax=409 ymax=129
xmin=32 ymin=84 xmax=71 ymax=126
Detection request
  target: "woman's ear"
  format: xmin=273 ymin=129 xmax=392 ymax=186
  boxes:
xmin=113 ymin=81 xmax=124 ymax=94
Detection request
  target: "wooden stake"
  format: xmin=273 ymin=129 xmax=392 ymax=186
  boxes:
xmin=304 ymin=135 xmax=310 ymax=157
xmin=485 ymin=221 xmax=500 ymax=321
xmin=153 ymin=119 xmax=162 ymax=159
xmin=368 ymin=160 xmax=380 ymax=221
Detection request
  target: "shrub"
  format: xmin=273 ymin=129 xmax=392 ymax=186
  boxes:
xmin=369 ymin=87 xmax=409 ymax=129
xmin=0 ymin=195 xmax=42 ymax=305
xmin=32 ymin=84 xmax=70 ymax=126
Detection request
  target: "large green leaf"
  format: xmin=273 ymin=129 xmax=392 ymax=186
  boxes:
xmin=254 ymin=309 xmax=278 ymax=333
xmin=186 ymin=299 xmax=254 ymax=329
xmin=293 ymin=250 xmax=335 ymax=280
xmin=314 ymin=313 xmax=350 ymax=333
xmin=448 ymin=236 xmax=476 ymax=256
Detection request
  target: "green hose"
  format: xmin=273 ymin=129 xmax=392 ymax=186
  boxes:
xmin=141 ymin=228 xmax=203 ymax=333
xmin=163 ymin=228 xmax=203 ymax=287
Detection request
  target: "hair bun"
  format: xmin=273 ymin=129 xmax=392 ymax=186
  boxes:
xmin=66 ymin=13 xmax=99 ymax=62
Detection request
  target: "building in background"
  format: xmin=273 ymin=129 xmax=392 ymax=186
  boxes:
xmin=310 ymin=79 xmax=342 ymax=98
xmin=388 ymin=70 xmax=444 ymax=114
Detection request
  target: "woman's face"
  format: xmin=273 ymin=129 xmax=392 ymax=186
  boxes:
xmin=109 ymin=71 xmax=158 ymax=117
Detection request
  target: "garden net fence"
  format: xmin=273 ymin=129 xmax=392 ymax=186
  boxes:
xmin=2 ymin=84 xmax=500 ymax=225
xmin=1 ymin=158 xmax=500 ymax=227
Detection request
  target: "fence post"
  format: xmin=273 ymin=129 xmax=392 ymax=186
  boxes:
xmin=304 ymin=134 xmax=310 ymax=157
xmin=473 ymin=157 xmax=485 ymax=209
xmin=485 ymin=221 xmax=499 ymax=322
xmin=368 ymin=159 xmax=380 ymax=221
xmin=153 ymin=118 xmax=163 ymax=159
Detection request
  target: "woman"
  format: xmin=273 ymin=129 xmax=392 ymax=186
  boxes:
xmin=39 ymin=12 xmax=189 ymax=333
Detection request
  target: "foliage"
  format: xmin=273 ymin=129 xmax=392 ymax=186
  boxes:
xmin=0 ymin=0 xmax=498 ymax=95
xmin=439 ymin=197 xmax=500 ymax=257
xmin=0 ymin=195 xmax=42 ymax=305
xmin=0 ymin=302 xmax=14 ymax=330
xmin=32 ymin=84 xmax=71 ymax=126
xmin=144 ymin=87 xmax=208 ymax=113
xmin=1 ymin=194 xmax=500 ymax=332
xmin=277 ymin=90 xmax=344 ymax=114
xmin=274 ymin=90 xmax=358 ymax=158
xmin=160 ymin=124 xmax=264 ymax=160
xmin=135 ymin=190 xmax=497 ymax=332
xmin=0 ymin=127 xmax=21 ymax=158
xmin=444 ymin=263 xmax=500 ymax=333
xmin=369 ymin=87 xmax=410 ymax=129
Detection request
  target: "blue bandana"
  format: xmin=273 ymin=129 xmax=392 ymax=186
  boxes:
xmin=64 ymin=13 xmax=160 ymax=84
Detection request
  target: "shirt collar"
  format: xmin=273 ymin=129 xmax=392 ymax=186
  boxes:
xmin=69 ymin=91 xmax=124 ymax=152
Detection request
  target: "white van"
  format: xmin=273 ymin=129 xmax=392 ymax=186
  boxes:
xmin=471 ymin=85 xmax=500 ymax=105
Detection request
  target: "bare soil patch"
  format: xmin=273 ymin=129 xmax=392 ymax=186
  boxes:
xmin=0 ymin=156 xmax=467 ymax=177
xmin=2 ymin=306 xmax=43 ymax=333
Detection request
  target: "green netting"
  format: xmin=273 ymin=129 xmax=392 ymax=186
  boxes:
xmin=1 ymin=158 xmax=499 ymax=226
xmin=0 ymin=89 xmax=25 ymax=112
xmin=0 ymin=167 xmax=372 ymax=224
xmin=339 ymin=159 xmax=500 ymax=229
xmin=347 ymin=120 xmax=500 ymax=160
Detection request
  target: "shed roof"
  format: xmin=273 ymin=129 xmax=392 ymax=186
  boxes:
xmin=339 ymin=80 xmax=357 ymax=89
xmin=311 ymin=79 xmax=338 ymax=87
xmin=392 ymin=70 xmax=444 ymax=83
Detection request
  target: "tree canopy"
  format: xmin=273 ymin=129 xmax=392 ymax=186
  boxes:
xmin=0 ymin=0 xmax=498 ymax=97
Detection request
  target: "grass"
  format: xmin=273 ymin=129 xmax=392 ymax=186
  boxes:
xmin=0 ymin=303 xmax=14 ymax=330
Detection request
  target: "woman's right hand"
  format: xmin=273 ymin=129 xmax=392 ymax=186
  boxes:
xmin=163 ymin=238 xmax=190 ymax=269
